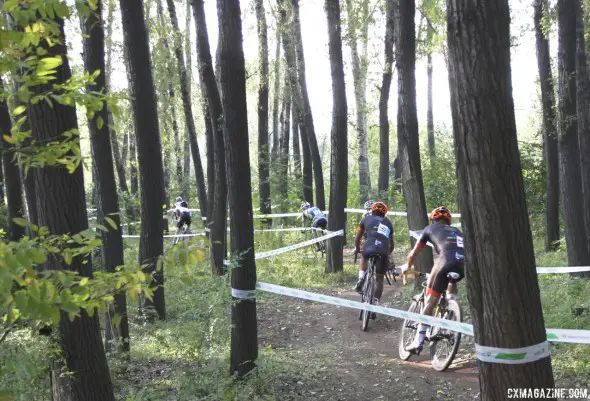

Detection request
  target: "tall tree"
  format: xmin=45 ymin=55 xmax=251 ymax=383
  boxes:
xmin=426 ymin=20 xmax=435 ymax=167
xmin=256 ymin=0 xmax=272 ymax=219
xmin=25 ymin=12 xmax=116 ymax=400
xmin=299 ymin=114 xmax=314 ymax=203
xmin=119 ymin=0 xmax=166 ymax=319
xmin=378 ymin=0 xmax=394 ymax=200
xmin=183 ymin=0 xmax=193 ymax=202
xmin=394 ymin=0 xmax=433 ymax=272
xmin=345 ymin=0 xmax=370 ymax=203
xmin=325 ymin=0 xmax=347 ymax=273
xmin=534 ymin=0 xmax=560 ymax=251
xmin=289 ymin=0 xmax=325 ymax=209
xmin=216 ymin=0 xmax=258 ymax=376
xmin=166 ymin=0 xmax=208 ymax=217
xmin=291 ymin=96 xmax=302 ymax=188
xmin=271 ymin=27 xmax=281 ymax=164
xmin=191 ymin=0 xmax=227 ymax=275
xmin=0 ymin=78 xmax=25 ymax=241
xmin=575 ymin=0 xmax=590 ymax=258
xmin=557 ymin=0 xmax=590 ymax=266
xmin=278 ymin=83 xmax=291 ymax=203
xmin=81 ymin=0 xmax=129 ymax=353
xmin=447 ymin=0 xmax=556 ymax=396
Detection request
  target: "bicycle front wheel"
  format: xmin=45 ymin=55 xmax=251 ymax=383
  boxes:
xmin=398 ymin=297 xmax=422 ymax=361
xmin=361 ymin=269 xmax=375 ymax=332
xmin=430 ymin=299 xmax=462 ymax=371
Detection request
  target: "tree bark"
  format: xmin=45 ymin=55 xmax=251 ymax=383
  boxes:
xmin=557 ymin=0 xmax=590 ymax=266
xmin=191 ymin=0 xmax=227 ymax=275
xmin=216 ymin=0 xmax=258 ymax=376
xmin=534 ymin=0 xmax=560 ymax=251
xmin=394 ymin=0 xmax=433 ymax=272
xmin=119 ymin=0 xmax=166 ymax=319
xmin=325 ymin=0 xmax=347 ymax=273
xmin=299 ymin=109 xmax=314 ymax=204
xmin=271 ymin=27 xmax=281 ymax=165
xmin=290 ymin=0 xmax=325 ymax=209
xmin=203 ymin=102 xmax=214 ymax=213
xmin=27 ymin=15 xmax=116 ymax=401
xmin=80 ymin=0 xmax=129 ymax=353
xmin=292 ymin=95 xmax=302 ymax=190
xmin=278 ymin=83 xmax=291 ymax=203
xmin=183 ymin=0 xmax=193 ymax=202
xmin=0 ymin=78 xmax=25 ymax=241
xmin=345 ymin=0 xmax=370 ymax=203
xmin=256 ymin=0 xmax=272 ymax=220
xmin=426 ymin=22 xmax=435 ymax=167
xmin=166 ymin=0 xmax=208 ymax=218
xmin=447 ymin=0 xmax=556 ymax=397
xmin=575 ymin=0 xmax=590 ymax=261
xmin=378 ymin=0 xmax=394 ymax=201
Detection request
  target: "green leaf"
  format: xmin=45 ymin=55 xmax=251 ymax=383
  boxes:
xmin=63 ymin=249 xmax=72 ymax=265
xmin=2 ymin=135 xmax=15 ymax=144
xmin=39 ymin=56 xmax=63 ymax=71
xmin=104 ymin=216 xmax=117 ymax=230
xmin=79 ymin=277 xmax=89 ymax=286
xmin=111 ymin=314 xmax=122 ymax=327
xmin=95 ymin=224 xmax=109 ymax=232
xmin=12 ymin=217 xmax=29 ymax=227
xmin=96 ymin=116 xmax=104 ymax=129
xmin=13 ymin=105 xmax=26 ymax=116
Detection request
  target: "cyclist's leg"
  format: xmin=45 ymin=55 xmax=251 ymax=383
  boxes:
xmin=354 ymin=245 xmax=370 ymax=292
xmin=446 ymin=259 xmax=464 ymax=299
xmin=374 ymin=255 xmax=388 ymax=301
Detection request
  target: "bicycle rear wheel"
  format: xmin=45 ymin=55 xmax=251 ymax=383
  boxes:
xmin=398 ymin=296 xmax=422 ymax=360
xmin=361 ymin=265 xmax=376 ymax=331
xmin=430 ymin=299 xmax=462 ymax=371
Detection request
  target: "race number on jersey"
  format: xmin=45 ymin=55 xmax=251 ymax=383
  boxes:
xmin=377 ymin=223 xmax=391 ymax=238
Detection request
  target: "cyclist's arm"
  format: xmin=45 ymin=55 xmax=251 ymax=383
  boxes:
xmin=354 ymin=226 xmax=364 ymax=251
xmin=407 ymin=233 xmax=428 ymax=267
xmin=389 ymin=233 xmax=394 ymax=254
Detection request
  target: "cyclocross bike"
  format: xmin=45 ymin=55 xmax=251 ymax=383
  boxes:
xmin=312 ymin=227 xmax=326 ymax=256
xmin=398 ymin=270 xmax=463 ymax=371
xmin=354 ymin=252 xmax=384 ymax=331
xmin=173 ymin=220 xmax=191 ymax=245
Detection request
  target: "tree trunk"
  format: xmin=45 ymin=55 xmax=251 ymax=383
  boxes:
xmin=183 ymin=0 xmax=193 ymax=203
xmin=166 ymin=0 xmax=208 ymax=218
xmin=345 ymin=0 xmax=370 ymax=203
xmin=575 ymin=0 xmax=590 ymax=261
xmin=27 ymin=16 xmax=116 ymax=401
xmin=378 ymin=0 xmax=394 ymax=200
xmin=292 ymin=96 xmax=302 ymax=190
xmin=426 ymin=22 xmax=435 ymax=167
xmin=557 ymin=0 xmax=590 ymax=266
xmin=191 ymin=0 xmax=227 ymax=275
xmin=394 ymin=0 xmax=433 ymax=272
xmin=256 ymin=0 xmax=272 ymax=220
xmin=271 ymin=28 xmax=281 ymax=165
xmin=447 ymin=0 xmax=556 ymax=397
xmin=80 ymin=0 xmax=130 ymax=353
xmin=299 ymin=112 xmax=314 ymax=203
xmin=278 ymin=84 xmax=291 ymax=203
xmin=216 ymin=0 xmax=258 ymax=376
xmin=119 ymin=0 xmax=166 ymax=320
xmin=0 ymin=78 xmax=26 ymax=241
xmin=534 ymin=0 xmax=560 ymax=251
xmin=0 ymin=152 xmax=4 ymax=206
xmin=129 ymin=127 xmax=139 ymax=196
xmin=325 ymin=0 xmax=347 ymax=273
xmin=290 ymin=0 xmax=325 ymax=209
xmin=105 ymin=0 xmax=128 ymax=194
xmin=203 ymin=102 xmax=214 ymax=214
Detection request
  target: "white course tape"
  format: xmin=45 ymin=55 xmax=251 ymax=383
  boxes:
xmin=122 ymin=232 xmax=206 ymax=239
xmin=475 ymin=342 xmax=550 ymax=364
xmin=231 ymin=288 xmax=256 ymax=299
xmin=536 ymin=266 xmax=590 ymax=273
xmin=254 ymin=282 xmax=590 ymax=345
xmin=206 ymin=227 xmax=315 ymax=234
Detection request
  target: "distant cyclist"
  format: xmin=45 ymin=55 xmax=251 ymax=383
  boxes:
xmin=353 ymin=201 xmax=394 ymax=306
xmin=363 ymin=199 xmax=374 ymax=217
xmin=173 ymin=197 xmax=192 ymax=232
xmin=301 ymin=201 xmax=328 ymax=231
xmin=403 ymin=206 xmax=464 ymax=354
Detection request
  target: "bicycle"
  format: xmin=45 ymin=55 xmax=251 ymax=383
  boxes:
xmin=354 ymin=251 xmax=382 ymax=331
xmin=312 ymin=227 xmax=326 ymax=256
xmin=173 ymin=222 xmax=191 ymax=245
xmin=398 ymin=269 xmax=463 ymax=371
xmin=384 ymin=259 xmax=399 ymax=286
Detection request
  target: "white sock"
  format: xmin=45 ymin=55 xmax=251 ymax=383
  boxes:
xmin=446 ymin=293 xmax=457 ymax=300
xmin=417 ymin=324 xmax=429 ymax=344
xmin=358 ymin=270 xmax=366 ymax=280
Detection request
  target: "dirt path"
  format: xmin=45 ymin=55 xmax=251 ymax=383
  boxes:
xmin=258 ymin=274 xmax=480 ymax=401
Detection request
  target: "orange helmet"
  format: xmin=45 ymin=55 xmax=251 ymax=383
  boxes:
xmin=371 ymin=201 xmax=388 ymax=216
xmin=430 ymin=206 xmax=452 ymax=223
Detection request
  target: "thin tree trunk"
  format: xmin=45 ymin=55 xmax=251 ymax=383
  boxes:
xmin=256 ymin=0 xmax=272 ymax=220
xmin=216 ymin=0 xmax=258 ymax=376
xmin=191 ymin=0 xmax=227 ymax=275
xmin=292 ymin=95 xmax=302 ymax=190
xmin=290 ymin=0 xmax=325 ymax=209
xmin=166 ymin=0 xmax=208 ymax=218
xmin=426 ymin=21 xmax=435 ymax=167
xmin=278 ymin=84 xmax=291 ymax=202
xmin=271 ymin=28 xmax=281 ymax=165
xmin=557 ymin=0 xmax=590 ymax=266
xmin=325 ymin=0 xmax=347 ymax=273
xmin=378 ymin=0 xmax=394 ymax=200
xmin=345 ymin=0 xmax=370 ymax=203
xmin=120 ymin=0 xmax=166 ymax=320
xmin=129 ymin=127 xmax=138 ymax=196
xmin=80 ymin=0 xmax=129 ymax=353
xmin=299 ymin=112 xmax=313 ymax=203
xmin=394 ymin=0 xmax=433 ymax=272
xmin=174 ymin=110 xmax=182 ymax=181
xmin=0 ymin=78 xmax=25 ymax=241
xmin=534 ymin=0 xmax=560 ymax=251
xmin=447 ymin=0 xmax=556 ymax=397
xmin=0 ymin=152 xmax=4 ymax=206
xmin=575 ymin=0 xmax=590 ymax=262
xmin=203 ymin=102 xmax=214 ymax=214
xmin=27 ymin=15 xmax=116 ymax=401
xmin=184 ymin=0 xmax=193 ymax=203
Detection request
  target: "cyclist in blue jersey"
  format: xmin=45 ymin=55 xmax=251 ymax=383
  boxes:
xmin=301 ymin=201 xmax=328 ymax=231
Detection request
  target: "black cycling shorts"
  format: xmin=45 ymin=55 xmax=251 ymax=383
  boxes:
xmin=312 ymin=216 xmax=328 ymax=229
xmin=362 ymin=250 xmax=388 ymax=274
xmin=426 ymin=253 xmax=464 ymax=297
xmin=177 ymin=212 xmax=192 ymax=229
